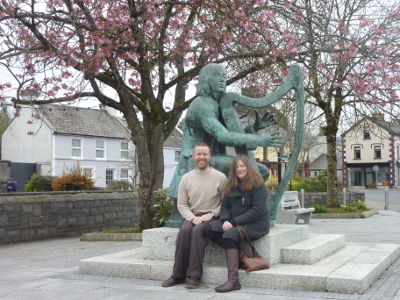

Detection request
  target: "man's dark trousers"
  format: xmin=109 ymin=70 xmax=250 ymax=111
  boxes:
xmin=172 ymin=219 xmax=211 ymax=280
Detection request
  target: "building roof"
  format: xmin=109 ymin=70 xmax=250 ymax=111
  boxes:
xmin=309 ymin=153 xmax=327 ymax=170
xmin=372 ymin=118 xmax=400 ymax=135
xmin=309 ymin=152 xmax=342 ymax=171
xmin=40 ymin=105 xmax=129 ymax=139
xmin=164 ymin=127 xmax=183 ymax=148
xmin=342 ymin=116 xmax=400 ymax=137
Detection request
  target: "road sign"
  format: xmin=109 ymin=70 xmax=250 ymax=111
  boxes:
xmin=373 ymin=165 xmax=379 ymax=172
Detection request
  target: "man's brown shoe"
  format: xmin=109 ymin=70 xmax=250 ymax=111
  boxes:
xmin=185 ymin=278 xmax=200 ymax=289
xmin=161 ymin=277 xmax=185 ymax=287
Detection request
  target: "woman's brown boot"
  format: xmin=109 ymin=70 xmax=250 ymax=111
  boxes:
xmin=215 ymin=248 xmax=241 ymax=292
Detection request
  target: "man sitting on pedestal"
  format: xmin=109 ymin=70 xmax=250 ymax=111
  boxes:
xmin=162 ymin=143 xmax=227 ymax=289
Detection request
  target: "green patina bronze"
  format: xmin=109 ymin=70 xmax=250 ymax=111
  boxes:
xmin=165 ymin=63 xmax=304 ymax=227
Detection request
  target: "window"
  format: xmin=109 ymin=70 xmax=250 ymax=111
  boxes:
xmin=71 ymin=138 xmax=81 ymax=157
xmin=374 ymin=145 xmax=382 ymax=159
xmin=121 ymin=141 xmax=129 ymax=160
xmin=354 ymin=146 xmax=361 ymax=159
xmin=106 ymin=169 xmax=114 ymax=185
xmin=82 ymin=168 xmax=94 ymax=178
xmin=96 ymin=140 xmax=105 ymax=158
xmin=363 ymin=126 xmax=371 ymax=139
xmin=120 ymin=168 xmax=129 ymax=182
xmin=175 ymin=150 xmax=181 ymax=162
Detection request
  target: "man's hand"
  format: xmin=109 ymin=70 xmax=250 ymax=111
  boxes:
xmin=200 ymin=213 xmax=213 ymax=222
xmin=222 ymin=221 xmax=233 ymax=232
xmin=191 ymin=216 xmax=203 ymax=225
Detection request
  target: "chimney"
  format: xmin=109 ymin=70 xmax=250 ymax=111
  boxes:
xmin=371 ymin=113 xmax=385 ymax=121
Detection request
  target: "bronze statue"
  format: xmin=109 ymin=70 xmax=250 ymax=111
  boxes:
xmin=167 ymin=63 xmax=304 ymax=227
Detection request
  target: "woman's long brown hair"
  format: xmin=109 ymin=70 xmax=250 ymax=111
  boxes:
xmin=224 ymin=155 xmax=264 ymax=196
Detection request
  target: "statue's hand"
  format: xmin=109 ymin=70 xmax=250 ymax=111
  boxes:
xmin=257 ymin=133 xmax=285 ymax=147
xmin=245 ymin=132 xmax=284 ymax=150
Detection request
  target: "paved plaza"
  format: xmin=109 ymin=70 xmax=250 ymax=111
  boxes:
xmin=0 ymin=195 xmax=400 ymax=300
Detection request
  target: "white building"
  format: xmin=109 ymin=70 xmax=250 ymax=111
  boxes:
xmin=342 ymin=114 xmax=400 ymax=187
xmin=2 ymin=105 xmax=182 ymax=188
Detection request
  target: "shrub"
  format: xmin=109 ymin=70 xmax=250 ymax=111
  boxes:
xmin=153 ymin=188 xmax=173 ymax=227
xmin=51 ymin=174 xmax=95 ymax=191
xmin=343 ymin=205 xmax=357 ymax=212
xmin=105 ymin=180 xmax=134 ymax=191
xmin=291 ymin=172 xmax=327 ymax=192
xmin=351 ymin=200 xmax=368 ymax=211
xmin=25 ymin=174 xmax=54 ymax=192
xmin=267 ymin=171 xmax=327 ymax=193
xmin=313 ymin=204 xmax=328 ymax=214
xmin=266 ymin=177 xmax=278 ymax=191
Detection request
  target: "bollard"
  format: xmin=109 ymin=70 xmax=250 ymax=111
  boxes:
xmin=384 ymin=186 xmax=389 ymax=210
xmin=300 ymin=189 xmax=304 ymax=208
xmin=343 ymin=187 xmax=347 ymax=206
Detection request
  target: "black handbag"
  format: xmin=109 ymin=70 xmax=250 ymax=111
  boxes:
xmin=237 ymin=226 xmax=269 ymax=272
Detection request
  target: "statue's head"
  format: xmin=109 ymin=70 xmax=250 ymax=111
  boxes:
xmin=196 ymin=63 xmax=227 ymax=98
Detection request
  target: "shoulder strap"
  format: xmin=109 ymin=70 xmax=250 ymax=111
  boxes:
xmin=237 ymin=226 xmax=258 ymax=256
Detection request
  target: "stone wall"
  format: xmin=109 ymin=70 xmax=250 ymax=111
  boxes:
xmin=302 ymin=191 xmax=365 ymax=208
xmin=0 ymin=191 xmax=139 ymax=244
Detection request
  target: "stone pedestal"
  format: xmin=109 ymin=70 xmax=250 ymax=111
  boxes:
xmin=80 ymin=224 xmax=400 ymax=294
xmin=143 ymin=224 xmax=308 ymax=265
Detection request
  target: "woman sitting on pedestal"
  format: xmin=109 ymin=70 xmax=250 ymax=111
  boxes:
xmin=204 ymin=155 xmax=270 ymax=292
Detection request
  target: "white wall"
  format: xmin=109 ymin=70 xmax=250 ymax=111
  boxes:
xmin=2 ymin=106 xmax=52 ymax=163
xmin=163 ymin=147 xmax=180 ymax=187
xmin=345 ymin=120 xmax=391 ymax=163
xmin=53 ymin=135 xmax=135 ymax=187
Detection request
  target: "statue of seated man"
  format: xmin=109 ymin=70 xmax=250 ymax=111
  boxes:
xmin=168 ymin=63 xmax=284 ymax=202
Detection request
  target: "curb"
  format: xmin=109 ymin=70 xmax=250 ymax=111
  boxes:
xmin=80 ymin=232 xmax=142 ymax=241
xmin=311 ymin=209 xmax=379 ymax=219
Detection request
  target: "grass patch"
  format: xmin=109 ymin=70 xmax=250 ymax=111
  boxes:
xmin=101 ymin=227 xmax=142 ymax=233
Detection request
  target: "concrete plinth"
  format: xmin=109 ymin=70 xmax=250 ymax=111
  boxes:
xmin=143 ymin=224 xmax=308 ymax=265
xmin=80 ymin=224 xmax=400 ymax=294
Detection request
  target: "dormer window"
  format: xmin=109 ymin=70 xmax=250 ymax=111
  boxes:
xmin=354 ymin=146 xmax=361 ymax=159
xmin=363 ymin=126 xmax=371 ymax=139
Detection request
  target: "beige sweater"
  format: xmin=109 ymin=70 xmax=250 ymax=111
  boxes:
xmin=177 ymin=167 xmax=227 ymax=221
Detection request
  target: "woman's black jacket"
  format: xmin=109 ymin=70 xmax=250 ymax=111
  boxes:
xmin=210 ymin=184 xmax=269 ymax=243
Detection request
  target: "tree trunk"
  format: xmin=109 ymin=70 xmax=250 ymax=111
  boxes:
xmin=124 ymin=104 xmax=165 ymax=229
xmin=325 ymin=118 xmax=340 ymax=207
xmin=135 ymin=125 xmax=165 ymax=229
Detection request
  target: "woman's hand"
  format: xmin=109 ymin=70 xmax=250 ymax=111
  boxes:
xmin=222 ymin=221 xmax=233 ymax=232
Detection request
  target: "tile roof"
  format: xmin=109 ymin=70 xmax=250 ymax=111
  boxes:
xmin=371 ymin=118 xmax=400 ymax=135
xmin=40 ymin=105 xmax=129 ymax=139
xmin=343 ymin=116 xmax=400 ymax=137
xmin=164 ymin=128 xmax=183 ymax=148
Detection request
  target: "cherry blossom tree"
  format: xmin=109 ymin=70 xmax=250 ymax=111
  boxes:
xmin=0 ymin=0 xmax=301 ymax=228
xmin=264 ymin=0 xmax=400 ymax=207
